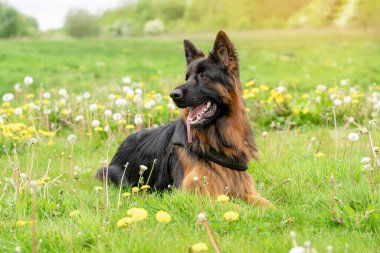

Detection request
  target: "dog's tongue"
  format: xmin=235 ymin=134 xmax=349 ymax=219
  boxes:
xmin=186 ymin=103 xmax=207 ymax=144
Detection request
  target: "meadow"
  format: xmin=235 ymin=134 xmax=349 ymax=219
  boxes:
xmin=0 ymin=30 xmax=380 ymax=252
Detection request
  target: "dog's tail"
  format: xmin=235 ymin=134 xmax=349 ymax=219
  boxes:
xmin=95 ymin=166 xmax=126 ymax=185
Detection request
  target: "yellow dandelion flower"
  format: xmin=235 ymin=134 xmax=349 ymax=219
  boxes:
xmin=260 ymin=84 xmax=269 ymax=91
xmin=302 ymin=108 xmax=310 ymax=115
xmin=301 ymin=94 xmax=309 ymax=99
xmin=315 ymin=152 xmax=325 ymax=158
xmin=126 ymin=125 xmax=135 ymax=129
xmin=155 ymin=211 xmax=171 ymax=223
xmin=16 ymin=220 xmax=27 ymax=226
xmin=140 ymin=185 xmax=151 ymax=190
xmin=47 ymin=140 xmax=54 ymax=146
xmin=122 ymin=192 xmax=131 ymax=197
xmin=245 ymin=80 xmax=255 ymax=87
xmin=69 ymin=210 xmax=80 ymax=217
xmin=216 ymin=195 xmax=230 ymax=202
xmin=224 ymin=211 xmax=239 ymax=221
xmin=131 ymin=187 xmax=140 ymax=193
xmin=292 ymin=108 xmax=300 ymax=116
xmin=94 ymin=186 xmax=103 ymax=192
xmin=127 ymin=207 xmax=148 ymax=222
xmin=117 ymin=217 xmax=134 ymax=228
xmin=191 ymin=242 xmax=208 ymax=252
xmin=94 ymin=127 xmax=103 ymax=132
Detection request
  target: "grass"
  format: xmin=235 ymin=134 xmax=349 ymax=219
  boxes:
xmin=0 ymin=30 xmax=380 ymax=252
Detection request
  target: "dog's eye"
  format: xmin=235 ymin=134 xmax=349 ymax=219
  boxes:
xmin=199 ymin=73 xmax=208 ymax=79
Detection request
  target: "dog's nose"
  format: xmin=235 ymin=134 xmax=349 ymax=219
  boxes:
xmin=170 ymin=89 xmax=183 ymax=100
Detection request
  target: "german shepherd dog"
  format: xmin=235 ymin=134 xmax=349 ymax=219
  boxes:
xmin=97 ymin=31 xmax=271 ymax=207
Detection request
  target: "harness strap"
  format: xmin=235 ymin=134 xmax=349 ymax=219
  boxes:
xmin=169 ymin=122 xmax=248 ymax=171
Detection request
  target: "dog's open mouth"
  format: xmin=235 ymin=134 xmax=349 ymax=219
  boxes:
xmin=186 ymin=101 xmax=217 ymax=143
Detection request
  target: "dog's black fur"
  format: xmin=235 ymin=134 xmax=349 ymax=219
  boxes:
xmin=98 ymin=120 xmax=186 ymax=189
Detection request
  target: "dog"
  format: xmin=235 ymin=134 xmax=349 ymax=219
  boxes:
xmin=97 ymin=31 xmax=271 ymax=207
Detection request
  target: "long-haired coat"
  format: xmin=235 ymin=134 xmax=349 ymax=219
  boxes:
xmin=97 ymin=31 xmax=271 ymax=207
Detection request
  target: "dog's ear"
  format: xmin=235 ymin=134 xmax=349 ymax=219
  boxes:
xmin=210 ymin=31 xmax=239 ymax=74
xmin=184 ymin=40 xmax=204 ymax=65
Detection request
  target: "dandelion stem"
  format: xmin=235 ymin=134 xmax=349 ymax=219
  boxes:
xmin=333 ymin=106 xmax=338 ymax=160
xmin=32 ymin=192 xmax=37 ymax=253
xmin=117 ymin=163 xmax=129 ymax=209
xmin=146 ymin=159 xmax=157 ymax=186
xmin=330 ymin=174 xmax=335 ymax=221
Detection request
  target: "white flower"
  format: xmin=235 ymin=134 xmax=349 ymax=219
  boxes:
xmin=361 ymin=157 xmax=371 ymax=164
xmin=340 ymin=79 xmax=349 ymax=86
xmin=343 ymin=96 xmax=351 ymax=104
xmin=333 ymin=98 xmax=342 ymax=106
xmin=289 ymin=246 xmax=305 ymax=253
xmin=197 ymin=213 xmax=207 ymax=222
xmin=144 ymin=99 xmax=156 ymax=109
xmin=27 ymin=138 xmax=37 ymax=145
xmin=104 ymin=125 xmax=111 ymax=133
xmin=316 ymin=84 xmax=327 ymax=92
xmin=135 ymin=88 xmax=143 ymax=95
xmin=362 ymin=164 xmax=372 ymax=171
xmin=155 ymin=93 xmax=163 ymax=101
xmin=134 ymin=114 xmax=143 ymax=125
xmin=83 ymin=92 xmax=91 ymax=99
xmin=347 ymin=132 xmax=359 ymax=141
xmin=75 ymin=115 xmax=84 ymax=122
xmin=58 ymin=88 xmax=68 ymax=97
xmin=122 ymin=76 xmax=132 ymax=85
xmin=67 ymin=134 xmax=76 ymax=143
xmin=14 ymin=83 xmax=22 ymax=92
xmin=104 ymin=109 xmax=112 ymax=117
xmin=60 ymin=98 xmax=67 ymax=105
xmin=115 ymin=98 xmax=127 ymax=106
xmin=315 ymin=96 xmax=321 ymax=104
xmin=167 ymin=102 xmax=175 ymax=111
xmin=348 ymin=117 xmax=354 ymax=123
xmin=2 ymin=93 xmax=14 ymax=102
xmin=262 ymin=131 xmax=268 ymax=137
xmin=14 ymin=107 xmax=23 ymax=115
xmin=108 ymin=94 xmax=115 ymax=101
xmin=76 ymin=95 xmax=83 ymax=102
xmin=113 ymin=113 xmax=122 ymax=121
xmin=89 ymin=103 xmax=97 ymax=111
xmin=92 ymin=120 xmax=100 ymax=128
xmin=277 ymin=86 xmax=286 ymax=93
xmin=24 ymin=76 xmax=33 ymax=86
xmin=43 ymin=108 xmax=51 ymax=115
xmin=43 ymin=92 xmax=51 ymax=99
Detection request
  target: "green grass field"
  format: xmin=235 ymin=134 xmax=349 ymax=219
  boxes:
xmin=0 ymin=30 xmax=380 ymax=252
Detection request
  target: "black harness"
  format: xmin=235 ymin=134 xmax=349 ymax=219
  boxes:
xmin=168 ymin=123 xmax=248 ymax=171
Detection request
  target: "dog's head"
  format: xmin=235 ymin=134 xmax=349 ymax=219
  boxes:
xmin=170 ymin=31 xmax=241 ymax=130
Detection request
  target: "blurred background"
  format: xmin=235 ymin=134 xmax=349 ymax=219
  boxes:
xmin=0 ymin=0 xmax=379 ymax=95
xmin=1 ymin=0 xmax=379 ymax=38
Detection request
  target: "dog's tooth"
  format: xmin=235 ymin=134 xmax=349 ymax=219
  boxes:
xmin=207 ymin=102 xmax=211 ymax=108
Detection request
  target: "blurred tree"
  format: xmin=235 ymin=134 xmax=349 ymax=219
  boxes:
xmin=0 ymin=2 xmax=38 ymax=38
xmin=64 ymin=9 xmax=100 ymax=38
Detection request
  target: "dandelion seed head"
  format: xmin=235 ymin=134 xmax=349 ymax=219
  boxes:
xmin=289 ymin=246 xmax=305 ymax=253
xmin=112 ymin=113 xmax=122 ymax=121
xmin=24 ymin=76 xmax=33 ymax=86
xmin=75 ymin=115 xmax=84 ymax=122
xmin=361 ymin=157 xmax=371 ymax=164
xmin=58 ymin=88 xmax=68 ymax=97
xmin=67 ymin=134 xmax=77 ymax=143
xmin=92 ymin=120 xmax=100 ymax=128
xmin=197 ymin=212 xmax=207 ymax=222
xmin=89 ymin=103 xmax=98 ymax=111
xmin=347 ymin=132 xmax=359 ymax=141
xmin=2 ymin=93 xmax=14 ymax=102
xmin=83 ymin=92 xmax=91 ymax=99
